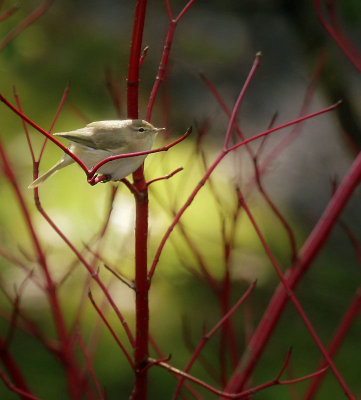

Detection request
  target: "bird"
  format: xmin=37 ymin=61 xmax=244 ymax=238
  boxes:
xmin=28 ymin=119 xmax=165 ymax=188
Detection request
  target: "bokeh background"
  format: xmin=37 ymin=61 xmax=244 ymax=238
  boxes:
xmin=0 ymin=0 xmax=360 ymax=399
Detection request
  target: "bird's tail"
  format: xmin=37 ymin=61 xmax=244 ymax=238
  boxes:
xmin=28 ymin=157 xmax=72 ymax=189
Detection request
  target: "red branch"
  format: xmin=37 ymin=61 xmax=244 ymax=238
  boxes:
xmin=127 ymin=0 xmax=147 ymax=120
xmin=127 ymin=2 xmax=149 ymax=400
xmin=88 ymin=291 xmax=134 ymax=368
xmin=146 ymin=0 xmax=196 ymax=121
xmin=146 ymin=166 xmax=183 ymax=186
xmin=153 ymin=357 xmax=327 ymax=399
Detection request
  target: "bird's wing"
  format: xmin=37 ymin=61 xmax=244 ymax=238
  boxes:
xmin=54 ymin=123 xmax=128 ymax=151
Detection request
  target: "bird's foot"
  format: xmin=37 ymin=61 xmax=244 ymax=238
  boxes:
xmin=88 ymin=174 xmax=110 ymax=186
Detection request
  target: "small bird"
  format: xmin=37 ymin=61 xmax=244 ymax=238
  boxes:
xmin=29 ymin=119 xmax=164 ymax=188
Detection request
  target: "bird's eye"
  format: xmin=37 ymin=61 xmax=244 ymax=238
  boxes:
xmin=138 ymin=127 xmax=145 ymax=133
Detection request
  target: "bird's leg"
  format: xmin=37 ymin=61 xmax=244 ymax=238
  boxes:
xmin=88 ymin=174 xmax=110 ymax=186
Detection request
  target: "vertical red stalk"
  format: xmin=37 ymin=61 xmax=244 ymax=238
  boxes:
xmin=127 ymin=1 xmax=149 ymax=399
xmin=127 ymin=0 xmax=146 ymax=119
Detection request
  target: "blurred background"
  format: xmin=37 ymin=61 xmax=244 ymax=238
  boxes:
xmin=0 ymin=0 xmax=360 ymax=399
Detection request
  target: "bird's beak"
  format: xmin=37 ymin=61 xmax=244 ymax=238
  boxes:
xmin=156 ymin=128 xmax=166 ymax=133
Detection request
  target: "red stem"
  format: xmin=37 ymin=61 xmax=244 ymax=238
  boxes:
xmin=127 ymin=1 xmax=149 ymax=399
xmin=223 ymin=52 xmax=261 ymax=149
xmin=200 ymin=73 xmax=254 ymax=159
xmin=88 ymin=291 xmax=134 ymax=368
xmin=146 ymin=0 xmax=196 ymax=121
xmin=127 ymin=2 xmax=196 ymax=396
xmin=127 ymin=0 xmax=147 ymax=120
xmin=174 ymin=0 xmax=197 ymax=23
xmin=146 ymin=166 xmax=183 ymax=186
xmin=146 ymin=21 xmax=175 ymax=121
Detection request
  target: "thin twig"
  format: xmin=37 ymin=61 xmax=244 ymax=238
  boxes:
xmin=103 ymin=264 xmax=135 ymax=290
xmin=153 ymin=357 xmax=328 ymax=399
xmin=147 ymin=166 xmax=183 ymax=186
xmin=88 ymin=290 xmax=134 ymax=368
xmin=146 ymin=0 xmax=197 ymax=120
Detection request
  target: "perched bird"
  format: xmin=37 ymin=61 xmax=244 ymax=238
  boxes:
xmin=29 ymin=119 xmax=164 ymax=188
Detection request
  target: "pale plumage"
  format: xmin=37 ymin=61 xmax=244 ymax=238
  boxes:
xmin=29 ymin=119 xmax=164 ymax=188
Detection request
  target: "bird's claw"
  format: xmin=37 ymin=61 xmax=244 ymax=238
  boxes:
xmin=88 ymin=174 xmax=110 ymax=186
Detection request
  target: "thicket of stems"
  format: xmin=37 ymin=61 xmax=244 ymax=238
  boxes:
xmin=0 ymin=1 xmax=360 ymax=399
